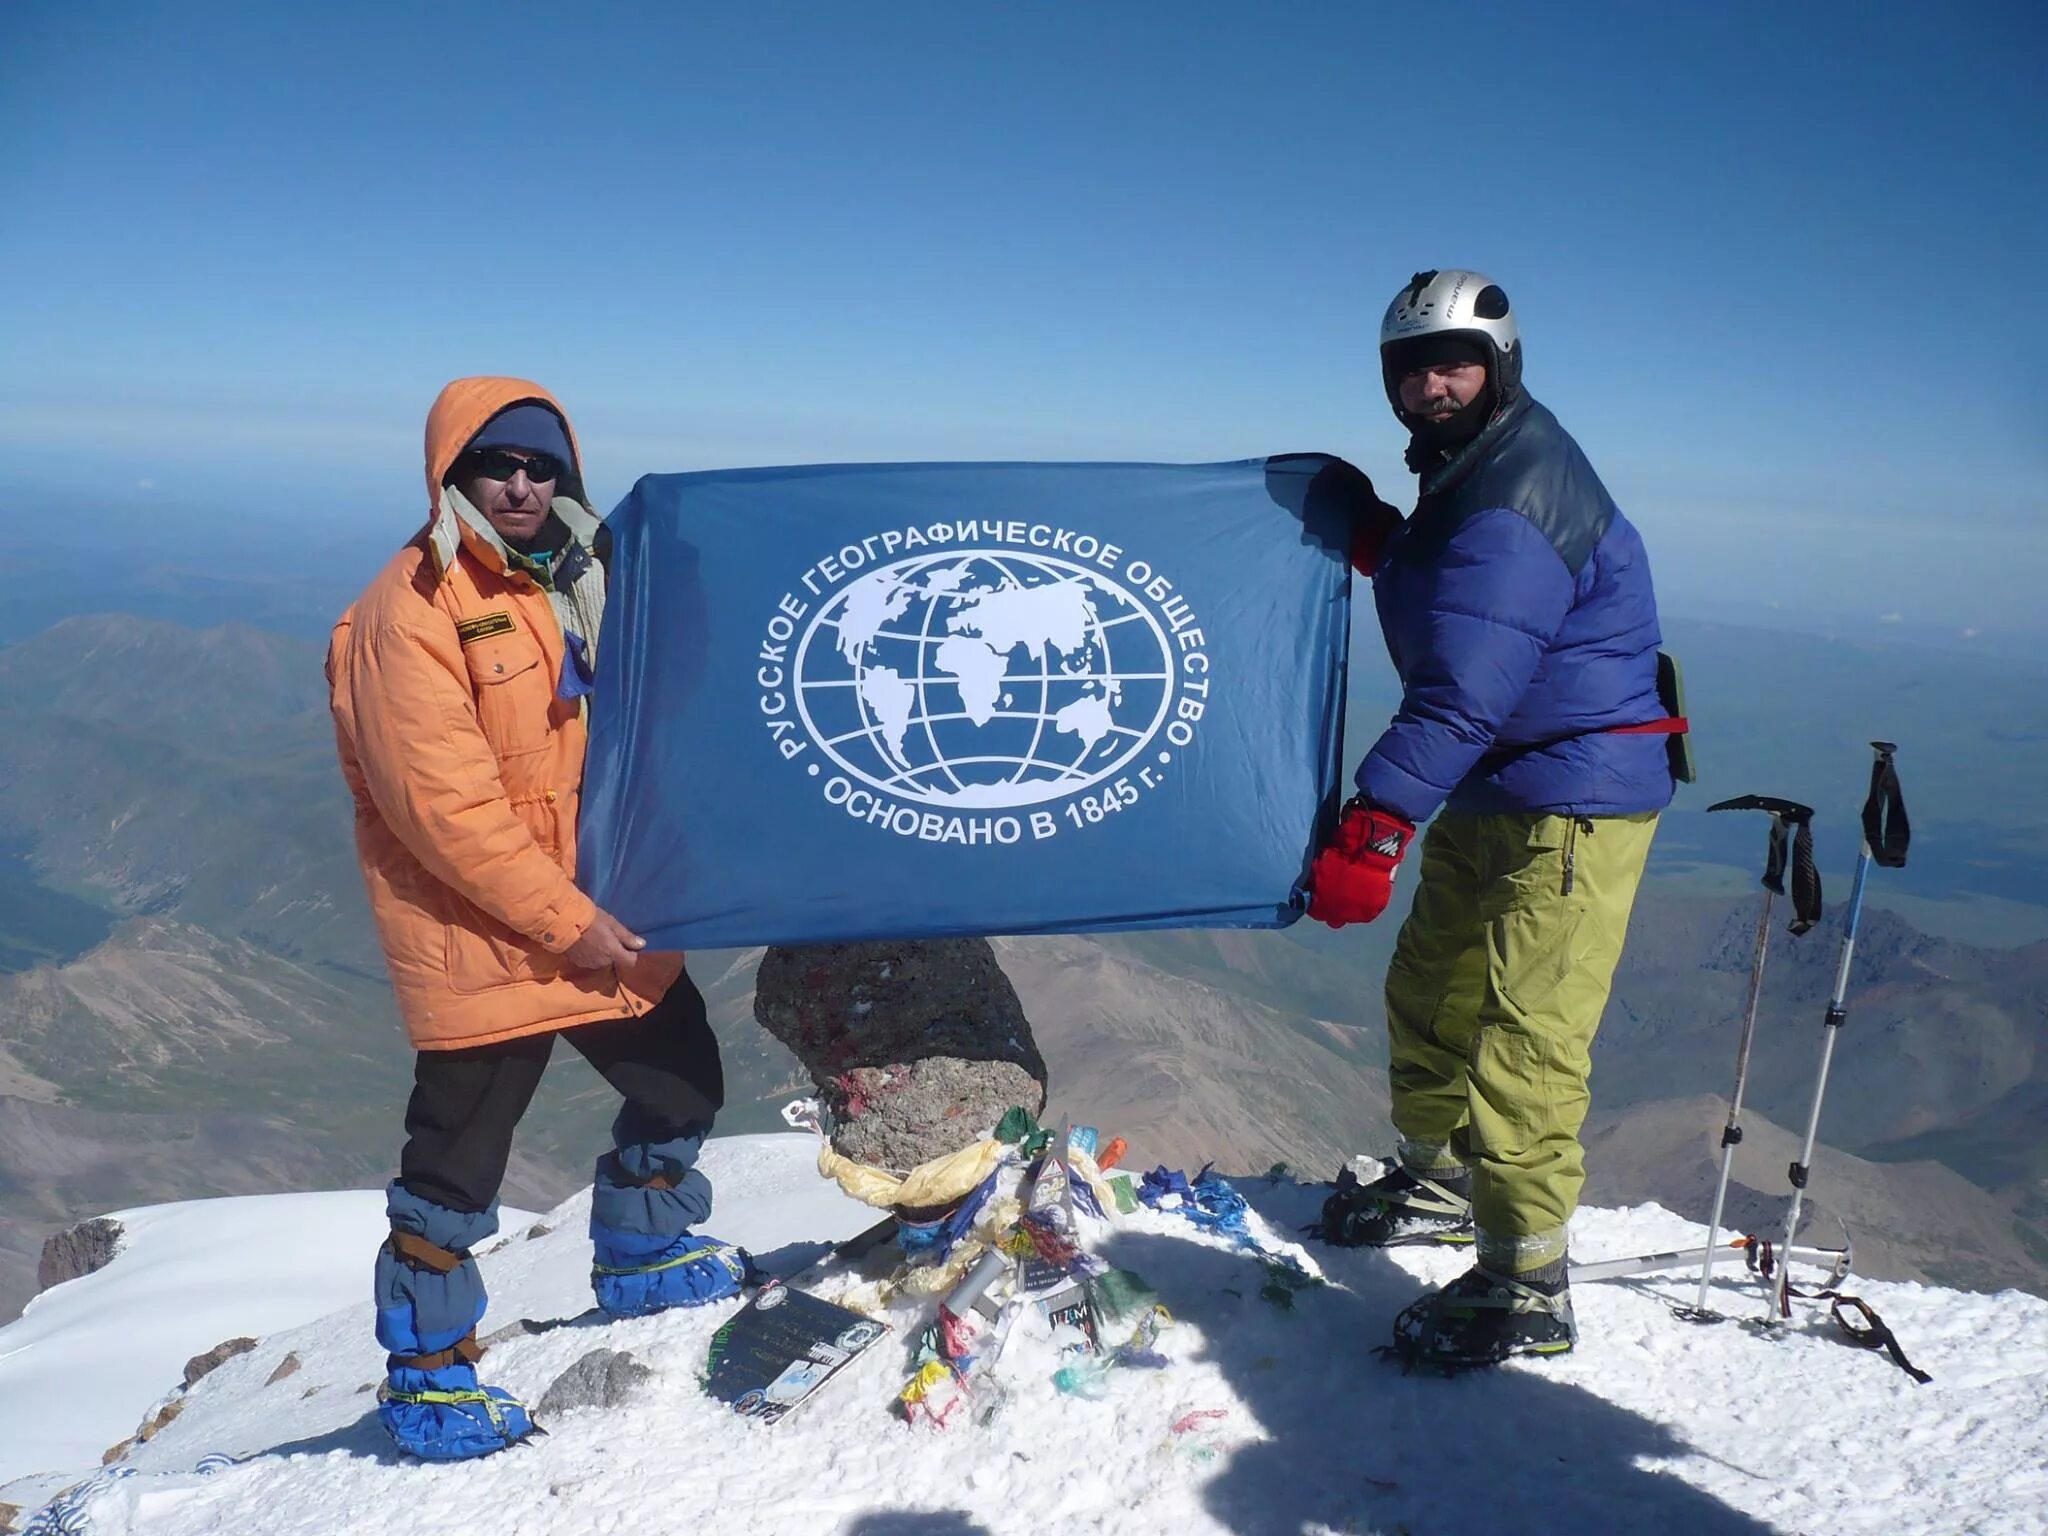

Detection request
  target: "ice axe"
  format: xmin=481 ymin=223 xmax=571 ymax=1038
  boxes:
xmin=1676 ymin=794 xmax=1822 ymax=1319
xmin=1774 ymin=743 xmax=1910 ymax=1319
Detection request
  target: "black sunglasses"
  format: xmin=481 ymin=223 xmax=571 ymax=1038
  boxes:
xmin=462 ymin=447 xmax=565 ymax=484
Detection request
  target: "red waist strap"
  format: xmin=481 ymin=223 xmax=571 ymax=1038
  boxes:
xmin=1608 ymin=716 xmax=1689 ymax=736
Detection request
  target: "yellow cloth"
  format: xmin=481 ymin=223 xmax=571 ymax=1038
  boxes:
xmin=816 ymin=1137 xmax=1008 ymax=1211
xmin=1065 ymin=1148 xmax=1120 ymax=1215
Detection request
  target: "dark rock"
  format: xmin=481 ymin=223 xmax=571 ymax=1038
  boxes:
xmin=524 ymin=1221 xmax=553 ymax=1241
xmin=0 ymin=1499 xmax=22 ymax=1532
xmin=755 ymin=940 xmax=1047 ymax=1172
xmin=834 ymin=1057 xmax=1044 ymax=1173
xmin=137 ymin=1397 xmax=184 ymax=1442
xmin=37 ymin=1216 xmax=123 ymax=1292
xmin=537 ymin=1347 xmax=651 ymax=1419
xmin=182 ymin=1336 xmax=257 ymax=1388
xmin=101 ymin=1439 xmax=132 ymax=1465
xmin=264 ymin=1351 xmax=302 ymax=1386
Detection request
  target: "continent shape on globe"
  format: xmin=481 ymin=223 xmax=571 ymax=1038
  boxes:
xmin=799 ymin=553 xmax=1172 ymax=808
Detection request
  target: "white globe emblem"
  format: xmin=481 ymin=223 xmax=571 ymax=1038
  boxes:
xmin=792 ymin=551 xmax=1175 ymax=809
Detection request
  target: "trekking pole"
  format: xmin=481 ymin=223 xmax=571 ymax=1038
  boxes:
xmin=1775 ymin=742 xmax=1910 ymax=1318
xmin=1680 ymin=795 xmax=1821 ymax=1319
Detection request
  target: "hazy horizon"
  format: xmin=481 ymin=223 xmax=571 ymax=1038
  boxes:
xmin=4 ymin=2 xmax=2043 ymax=635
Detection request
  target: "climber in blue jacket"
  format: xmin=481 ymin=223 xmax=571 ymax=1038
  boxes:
xmin=1309 ymin=269 xmax=1683 ymax=1370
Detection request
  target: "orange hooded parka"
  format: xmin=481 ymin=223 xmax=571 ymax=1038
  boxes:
xmin=326 ymin=377 xmax=681 ymax=1049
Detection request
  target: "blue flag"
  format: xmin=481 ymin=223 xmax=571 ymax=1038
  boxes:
xmin=579 ymin=457 xmax=1360 ymax=948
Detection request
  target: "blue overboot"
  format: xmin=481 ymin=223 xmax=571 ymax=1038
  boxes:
xmin=373 ymin=1182 xmax=534 ymax=1460
xmin=589 ymin=1128 xmax=746 ymax=1316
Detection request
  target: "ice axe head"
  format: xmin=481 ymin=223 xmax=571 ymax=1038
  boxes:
xmin=1707 ymin=795 xmax=1823 ymax=933
xmin=1707 ymin=794 xmax=1814 ymax=825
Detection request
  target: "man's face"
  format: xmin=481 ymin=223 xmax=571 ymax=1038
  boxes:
xmin=456 ymin=448 xmax=561 ymax=546
xmin=1397 ymin=361 xmax=1488 ymax=422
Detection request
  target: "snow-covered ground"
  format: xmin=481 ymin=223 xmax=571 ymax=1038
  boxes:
xmin=3 ymin=1134 xmax=2044 ymax=1536
xmin=0 ymin=1191 xmax=401 ymax=1485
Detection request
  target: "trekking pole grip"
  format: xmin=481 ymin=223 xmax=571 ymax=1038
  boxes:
xmin=1788 ymin=813 xmax=1822 ymax=936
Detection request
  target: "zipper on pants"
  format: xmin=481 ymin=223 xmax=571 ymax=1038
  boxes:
xmin=1562 ymin=816 xmax=1595 ymax=896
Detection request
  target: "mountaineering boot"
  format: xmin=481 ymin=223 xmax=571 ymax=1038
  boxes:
xmin=373 ymin=1183 xmax=535 ymax=1460
xmin=1388 ymin=1262 xmax=1576 ymax=1372
xmin=1313 ymin=1161 xmax=1474 ymax=1248
xmin=589 ymin=1129 xmax=746 ymax=1316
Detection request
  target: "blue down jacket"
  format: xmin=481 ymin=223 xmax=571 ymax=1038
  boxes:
xmin=1355 ymin=393 xmax=1676 ymax=823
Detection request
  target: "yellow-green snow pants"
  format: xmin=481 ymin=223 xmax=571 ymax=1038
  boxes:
xmin=1383 ymin=809 xmax=1658 ymax=1275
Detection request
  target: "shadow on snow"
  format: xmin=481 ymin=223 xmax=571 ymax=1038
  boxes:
xmin=1097 ymin=1177 xmax=1776 ymax=1536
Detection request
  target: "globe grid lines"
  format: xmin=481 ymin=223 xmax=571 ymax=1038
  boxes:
xmin=795 ymin=671 xmax=1172 ymax=688
xmin=811 ymin=604 xmax=1155 ymax=638
xmin=790 ymin=547 xmax=1179 ymax=810
xmin=940 ymin=548 xmax=1169 ymax=789
xmin=838 ymin=573 xmax=919 ymax=787
xmin=874 ymin=724 xmax=1152 ymax=796
xmin=833 ymin=551 xmax=982 ymax=790
xmin=909 ymin=552 xmax=970 ymax=795
xmin=976 ymin=549 xmax=1084 ymax=789
xmin=865 ymin=565 xmax=1156 ymax=794
xmin=816 ymin=711 xmax=1153 ymax=797
xmin=927 ymin=552 xmax=1121 ymax=790
xmin=817 ymin=709 xmax=1154 ymax=753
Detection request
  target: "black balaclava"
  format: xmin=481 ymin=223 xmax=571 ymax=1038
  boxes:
xmin=1382 ymin=333 xmax=1497 ymax=462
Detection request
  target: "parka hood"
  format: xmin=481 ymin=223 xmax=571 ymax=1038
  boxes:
xmin=424 ymin=376 xmax=583 ymax=507
xmin=421 ymin=376 xmax=589 ymax=582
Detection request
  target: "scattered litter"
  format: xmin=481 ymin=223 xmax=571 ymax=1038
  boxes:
xmin=1138 ymin=1164 xmax=1322 ymax=1306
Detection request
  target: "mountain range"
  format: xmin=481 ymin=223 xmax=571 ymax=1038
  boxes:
xmin=0 ymin=611 xmax=2042 ymax=1323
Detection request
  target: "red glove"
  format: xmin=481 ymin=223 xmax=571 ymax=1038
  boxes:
xmin=1308 ymin=800 xmax=1417 ymax=928
xmin=1348 ymin=496 xmax=1404 ymax=578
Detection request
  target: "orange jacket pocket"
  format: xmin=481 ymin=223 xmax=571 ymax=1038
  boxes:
xmin=463 ymin=633 xmax=551 ymax=757
xmin=444 ymin=905 xmax=565 ymax=995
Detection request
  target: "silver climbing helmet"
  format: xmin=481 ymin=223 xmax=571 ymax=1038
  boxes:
xmin=1378 ymin=269 xmax=1522 ymax=412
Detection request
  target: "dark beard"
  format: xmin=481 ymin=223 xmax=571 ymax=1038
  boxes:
xmin=1407 ymin=393 xmax=1490 ymax=448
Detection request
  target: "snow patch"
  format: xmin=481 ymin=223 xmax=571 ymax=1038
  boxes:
xmin=0 ymin=1191 xmax=534 ymax=1486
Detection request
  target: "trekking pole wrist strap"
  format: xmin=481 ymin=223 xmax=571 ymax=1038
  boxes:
xmin=1863 ymin=743 xmax=1910 ymax=868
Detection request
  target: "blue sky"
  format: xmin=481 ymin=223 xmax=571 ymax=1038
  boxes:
xmin=2 ymin=1 xmax=2042 ymax=631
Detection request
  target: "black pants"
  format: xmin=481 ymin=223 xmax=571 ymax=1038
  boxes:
xmin=398 ymin=973 xmax=724 ymax=1215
